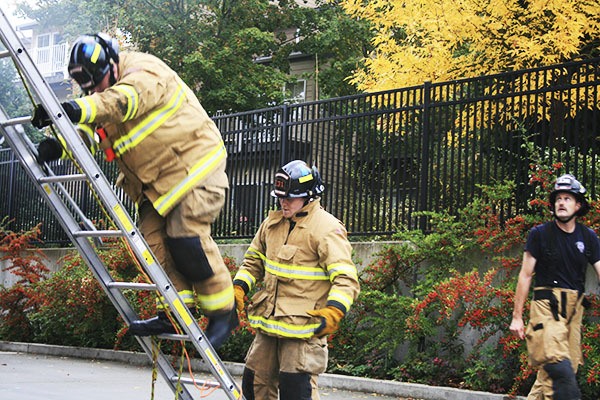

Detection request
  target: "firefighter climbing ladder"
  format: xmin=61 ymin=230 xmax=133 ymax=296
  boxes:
xmin=0 ymin=8 xmax=243 ymax=400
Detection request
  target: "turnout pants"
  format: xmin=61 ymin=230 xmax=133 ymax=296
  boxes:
xmin=525 ymin=287 xmax=584 ymax=400
xmin=139 ymin=185 xmax=234 ymax=316
xmin=242 ymin=330 xmax=328 ymax=400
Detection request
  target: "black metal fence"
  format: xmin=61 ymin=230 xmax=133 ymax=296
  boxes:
xmin=1 ymin=58 xmax=600 ymax=244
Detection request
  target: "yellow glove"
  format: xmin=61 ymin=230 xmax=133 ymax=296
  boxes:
xmin=234 ymin=285 xmax=246 ymax=314
xmin=307 ymin=306 xmax=345 ymax=338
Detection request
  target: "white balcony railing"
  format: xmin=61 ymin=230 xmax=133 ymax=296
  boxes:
xmin=31 ymin=42 xmax=69 ymax=78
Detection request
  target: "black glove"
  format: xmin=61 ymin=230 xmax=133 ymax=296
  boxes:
xmin=31 ymin=102 xmax=82 ymax=129
xmin=36 ymin=138 xmax=63 ymax=164
xmin=31 ymin=105 xmax=51 ymax=128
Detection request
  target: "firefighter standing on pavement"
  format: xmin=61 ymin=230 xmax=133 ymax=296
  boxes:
xmin=509 ymin=174 xmax=600 ymax=400
xmin=31 ymin=33 xmax=238 ymax=348
xmin=233 ymin=160 xmax=360 ymax=400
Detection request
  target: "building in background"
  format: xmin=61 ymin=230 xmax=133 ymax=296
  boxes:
xmin=15 ymin=20 xmax=71 ymax=101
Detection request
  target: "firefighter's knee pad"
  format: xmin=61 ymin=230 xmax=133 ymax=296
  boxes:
xmin=242 ymin=367 xmax=255 ymax=400
xmin=166 ymin=236 xmax=214 ymax=282
xmin=543 ymin=359 xmax=581 ymax=400
xmin=279 ymin=372 xmax=311 ymax=400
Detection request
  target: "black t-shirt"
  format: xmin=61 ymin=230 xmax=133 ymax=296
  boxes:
xmin=525 ymin=221 xmax=600 ymax=292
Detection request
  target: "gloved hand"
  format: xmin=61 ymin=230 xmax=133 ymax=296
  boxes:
xmin=307 ymin=305 xmax=345 ymax=338
xmin=31 ymin=104 xmax=51 ymax=128
xmin=234 ymin=285 xmax=246 ymax=314
xmin=36 ymin=138 xmax=63 ymax=164
xmin=31 ymin=101 xmax=81 ymax=129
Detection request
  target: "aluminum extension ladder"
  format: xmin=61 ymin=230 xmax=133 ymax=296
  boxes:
xmin=0 ymin=8 xmax=243 ymax=400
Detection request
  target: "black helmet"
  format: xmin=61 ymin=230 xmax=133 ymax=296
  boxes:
xmin=271 ymin=160 xmax=325 ymax=198
xmin=68 ymin=33 xmax=119 ymax=91
xmin=549 ymin=174 xmax=589 ymax=216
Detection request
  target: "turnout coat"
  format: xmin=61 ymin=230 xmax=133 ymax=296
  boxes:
xmin=71 ymin=51 xmax=228 ymax=216
xmin=234 ymin=199 xmax=360 ymax=339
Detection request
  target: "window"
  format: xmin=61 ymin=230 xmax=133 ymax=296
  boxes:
xmin=37 ymin=34 xmax=50 ymax=48
xmin=284 ymin=79 xmax=306 ymax=103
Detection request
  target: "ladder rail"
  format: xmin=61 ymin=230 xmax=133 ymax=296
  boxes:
xmin=0 ymin=110 xmax=196 ymax=400
xmin=0 ymin=8 xmax=243 ymax=400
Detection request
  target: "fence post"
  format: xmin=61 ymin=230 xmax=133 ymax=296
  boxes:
xmin=418 ymin=81 xmax=431 ymax=231
xmin=280 ymin=103 xmax=289 ymax=166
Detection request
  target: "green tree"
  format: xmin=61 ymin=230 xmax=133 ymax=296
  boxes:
xmin=17 ymin=0 xmax=373 ymax=112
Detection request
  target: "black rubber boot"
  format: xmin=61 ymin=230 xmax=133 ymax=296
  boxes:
xmin=129 ymin=311 xmax=177 ymax=336
xmin=205 ymin=307 xmax=239 ymax=349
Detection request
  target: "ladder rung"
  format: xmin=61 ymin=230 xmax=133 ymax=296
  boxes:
xmin=158 ymin=333 xmax=191 ymax=341
xmin=172 ymin=376 xmax=221 ymax=388
xmin=1 ymin=116 xmax=30 ymax=127
xmin=39 ymin=174 xmax=88 ymax=183
xmin=107 ymin=282 xmax=157 ymax=291
xmin=73 ymin=229 xmax=124 ymax=237
xmin=0 ymin=50 xmax=8 ymax=59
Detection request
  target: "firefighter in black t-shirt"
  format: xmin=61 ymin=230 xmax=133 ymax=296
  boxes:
xmin=510 ymin=174 xmax=600 ymax=400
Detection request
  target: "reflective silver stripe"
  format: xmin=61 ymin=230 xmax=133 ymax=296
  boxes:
xmin=113 ymin=83 xmax=185 ymax=156
xmin=327 ymin=262 xmax=358 ymax=280
xmin=249 ymin=315 xmax=321 ymax=339
xmin=153 ymin=141 xmax=226 ymax=215
xmin=327 ymin=289 xmax=353 ymax=311
xmin=234 ymin=270 xmax=256 ymax=291
xmin=251 ymin=247 xmax=329 ymax=281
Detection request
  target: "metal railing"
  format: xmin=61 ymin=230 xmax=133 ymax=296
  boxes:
xmin=1 ymin=57 xmax=599 ymax=243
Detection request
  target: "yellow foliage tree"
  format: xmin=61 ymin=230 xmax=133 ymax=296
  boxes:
xmin=340 ymin=0 xmax=600 ymax=92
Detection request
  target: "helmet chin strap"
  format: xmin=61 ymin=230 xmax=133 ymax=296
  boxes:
xmin=554 ymin=213 xmax=576 ymax=223
xmin=109 ymin=64 xmax=117 ymax=86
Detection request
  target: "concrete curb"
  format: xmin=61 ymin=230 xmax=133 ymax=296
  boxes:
xmin=0 ymin=341 xmax=524 ymax=400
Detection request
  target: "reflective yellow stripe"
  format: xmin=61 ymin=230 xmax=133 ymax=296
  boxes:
xmin=74 ymin=98 xmax=97 ymax=123
xmin=153 ymin=141 xmax=226 ymax=216
xmin=156 ymin=290 xmax=195 ymax=310
xmin=245 ymin=247 xmax=261 ymax=260
xmin=327 ymin=289 xmax=353 ymax=311
xmin=250 ymin=247 xmax=329 ymax=280
xmin=327 ymin=263 xmax=358 ymax=281
xmin=249 ymin=315 xmax=321 ymax=339
xmin=77 ymin=124 xmax=97 ymax=156
xmin=196 ymin=285 xmax=234 ymax=312
xmin=265 ymin=260 xmax=329 ymax=280
xmin=298 ymin=174 xmax=313 ymax=183
xmin=113 ymin=84 xmax=139 ymax=121
xmin=113 ymin=83 xmax=185 ymax=156
xmin=234 ymin=270 xmax=256 ymax=291
xmin=90 ymin=44 xmax=102 ymax=63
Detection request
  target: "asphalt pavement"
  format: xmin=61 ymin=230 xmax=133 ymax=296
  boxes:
xmin=0 ymin=351 xmax=405 ymax=400
xmin=0 ymin=342 xmax=523 ymax=400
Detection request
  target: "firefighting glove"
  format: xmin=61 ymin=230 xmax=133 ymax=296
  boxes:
xmin=31 ymin=102 xmax=82 ymax=129
xmin=307 ymin=305 xmax=345 ymax=338
xmin=234 ymin=285 xmax=246 ymax=314
xmin=36 ymin=138 xmax=63 ymax=164
xmin=31 ymin=105 xmax=51 ymax=128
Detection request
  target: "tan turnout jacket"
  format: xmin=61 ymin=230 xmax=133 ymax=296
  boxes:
xmin=234 ymin=199 xmax=360 ymax=339
xmin=72 ymin=51 xmax=228 ymax=215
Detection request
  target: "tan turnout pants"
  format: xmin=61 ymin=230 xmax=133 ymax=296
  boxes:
xmin=139 ymin=186 xmax=234 ymax=316
xmin=525 ymin=287 xmax=584 ymax=400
